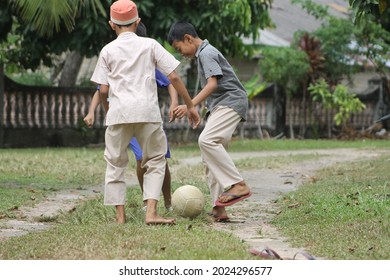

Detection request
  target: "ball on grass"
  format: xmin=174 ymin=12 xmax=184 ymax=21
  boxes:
xmin=172 ymin=185 xmax=205 ymax=218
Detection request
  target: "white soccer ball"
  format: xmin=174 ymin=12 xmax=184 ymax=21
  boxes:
xmin=172 ymin=185 xmax=205 ymax=218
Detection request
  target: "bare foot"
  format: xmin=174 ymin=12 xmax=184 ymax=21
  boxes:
xmin=145 ymin=215 xmax=176 ymax=225
xmin=211 ymin=206 xmax=227 ymax=217
xmin=209 ymin=206 xmax=230 ymax=222
xmin=145 ymin=199 xmax=175 ymax=225
xmin=116 ymin=205 xmax=126 ymax=224
xmin=218 ymin=182 xmax=251 ymax=203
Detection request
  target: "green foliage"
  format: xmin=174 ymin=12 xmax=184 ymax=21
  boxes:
xmin=1 ymin=0 xmax=272 ymax=72
xmin=139 ymin=0 xmax=273 ymax=57
xmin=292 ymin=0 xmax=331 ymax=20
xmin=13 ymin=0 xmax=108 ymax=38
xmin=311 ymin=18 xmax=360 ymax=84
xmin=0 ymin=0 xmax=12 ymax=41
xmin=9 ymin=71 xmax=52 ymax=86
xmin=243 ymin=75 xmax=268 ymax=100
xmin=259 ymin=46 xmax=310 ymax=95
xmin=0 ymin=32 xmax=22 ymax=72
xmin=293 ymin=0 xmax=390 ymax=83
xmin=332 ymin=85 xmax=366 ymax=126
xmin=308 ymin=79 xmax=366 ymax=126
xmin=351 ymin=17 xmax=390 ymax=74
xmin=14 ymin=0 xmax=75 ymax=37
xmin=0 ymin=0 xmax=113 ymax=71
xmin=349 ymin=0 xmax=390 ymax=25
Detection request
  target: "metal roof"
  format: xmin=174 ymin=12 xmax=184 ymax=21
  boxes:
xmin=252 ymin=0 xmax=350 ymax=46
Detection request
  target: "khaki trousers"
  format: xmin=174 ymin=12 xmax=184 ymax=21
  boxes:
xmin=198 ymin=106 xmax=243 ymax=206
xmin=103 ymin=122 xmax=167 ymax=205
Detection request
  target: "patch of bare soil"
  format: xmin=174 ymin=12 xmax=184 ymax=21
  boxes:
xmin=0 ymin=187 xmax=102 ymax=241
xmin=1 ymin=148 xmax=388 ymax=260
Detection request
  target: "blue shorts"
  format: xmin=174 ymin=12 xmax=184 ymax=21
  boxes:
xmin=129 ymin=137 xmax=171 ymax=161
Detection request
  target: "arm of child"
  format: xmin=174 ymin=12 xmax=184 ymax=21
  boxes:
xmin=173 ymin=76 xmax=218 ymax=119
xmin=84 ymin=84 xmax=110 ymax=128
xmin=167 ymin=84 xmax=179 ymax=122
xmin=84 ymin=89 xmax=100 ymax=128
xmin=192 ymin=76 xmax=217 ymax=105
xmin=99 ymin=84 xmax=110 ymax=113
xmin=167 ymin=71 xmax=200 ymax=129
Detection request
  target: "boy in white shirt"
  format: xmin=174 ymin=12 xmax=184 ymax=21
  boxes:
xmin=91 ymin=0 xmax=200 ymax=224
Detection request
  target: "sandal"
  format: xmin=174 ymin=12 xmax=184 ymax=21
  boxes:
xmin=250 ymin=247 xmax=316 ymax=260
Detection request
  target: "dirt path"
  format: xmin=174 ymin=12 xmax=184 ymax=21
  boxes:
xmin=1 ymin=148 xmax=388 ymax=259
xmin=203 ymin=148 xmax=390 ymax=260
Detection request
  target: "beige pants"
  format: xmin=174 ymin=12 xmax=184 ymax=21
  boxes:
xmin=103 ymin=122 xmax=167 ymax=205
xmin=198 ymin=106 xmax=243 ymax=206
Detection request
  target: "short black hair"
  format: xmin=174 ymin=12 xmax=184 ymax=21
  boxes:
xmin=113 ymin=21 xmax=136 ymax=28
xmin=167 ymin=21 xmax=198 ymax=44
xmin=136 ymin=22 xmax=147 ymax=37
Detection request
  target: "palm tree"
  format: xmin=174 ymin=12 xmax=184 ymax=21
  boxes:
xmin=13 ymin=0 xmax=106 ymax=37
xmin=9 ymin=0 xmax=108 ymax=86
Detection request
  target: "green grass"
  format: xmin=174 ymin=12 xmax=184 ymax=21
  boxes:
xmin=0 ymin=187 xmax=47 ymax=217
xmin=172 ymin=138 xmax=390 ymax=153
xmin=0 ymin=185 xmax=252 ymax=260
xmin=273 ymin=155 xmax=390 ymax=260
xmin=0 ymin=147 xmax=108 ymax=217
xmin=0 ymin=148 xmax=108 ymax=188
xmin=234 ymin=153 xmax=323 ymax=170
xmin=227 ymin=138 xmax=390 ymax=151
xmin=1 ymin=139 xmax=390 ymax=259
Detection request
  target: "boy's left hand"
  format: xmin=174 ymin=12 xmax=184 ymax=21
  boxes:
xmin=83 ymin=113 xmax=95 ymax=128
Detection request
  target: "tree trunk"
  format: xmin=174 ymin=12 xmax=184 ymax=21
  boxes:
xmin=287 ymin=95 xmax=295 ymax=139
xmin=299 ymin=80 xmax=308 ymax=138
xmin=273 ymin=84 xmax=286 ymax=137
xmin=327 ymin=110 xmax=332 ymax=138
xmin=0 ymin=64 xmax=4 ymax=147
xmin=58 ymin=51 xmax=83 ymax=87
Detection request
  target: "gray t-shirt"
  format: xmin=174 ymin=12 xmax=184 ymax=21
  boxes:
xmin=195 ymin=39 xmax=248 ymax=121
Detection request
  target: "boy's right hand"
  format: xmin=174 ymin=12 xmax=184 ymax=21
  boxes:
xmin=83 ymin=113 xmax=95 ymax=128
xmin=172 ymin=105 xmax=187 ymax=119
xmin=187 ymin=107 xmax=200 ymax=129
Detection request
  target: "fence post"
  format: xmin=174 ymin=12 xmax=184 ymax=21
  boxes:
xmin=0 ymin=64 xmax=4 ymax=147
xmin=273 ymin=84 xmax=286 ymax=137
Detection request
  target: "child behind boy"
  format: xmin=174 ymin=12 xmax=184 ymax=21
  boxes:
xmin=168 ymin=21 xmax=252 ymax=222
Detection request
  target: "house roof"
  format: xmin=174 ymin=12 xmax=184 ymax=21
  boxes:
xmin=250 ymin=0 xmax=350 ymax=46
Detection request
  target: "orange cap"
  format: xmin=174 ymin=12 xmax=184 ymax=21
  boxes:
xmin=110 ymin=0 xmax=139 ymax=25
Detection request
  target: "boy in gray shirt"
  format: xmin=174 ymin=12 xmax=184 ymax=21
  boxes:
xmin=168 ymin=21 xmax=252 ymax=222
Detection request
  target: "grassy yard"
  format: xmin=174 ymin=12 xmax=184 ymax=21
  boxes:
xmin=0 ymin=139 xmax=389 ymax=259
xmin=272 ymin=155 xmax=390 ymax=260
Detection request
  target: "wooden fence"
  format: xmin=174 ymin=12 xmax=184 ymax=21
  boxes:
xmin=0 ymin=75 xmax=385 ymax=147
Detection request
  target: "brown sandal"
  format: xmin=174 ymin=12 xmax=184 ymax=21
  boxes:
xmin=250 ymin=247 xmax=316 ymax=260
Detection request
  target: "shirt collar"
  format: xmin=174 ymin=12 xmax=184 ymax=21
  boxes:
xmin=195 ymin=39 xmax=209 ymax=58
xmin=117 ymin=31 xmax=136 ymax=38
